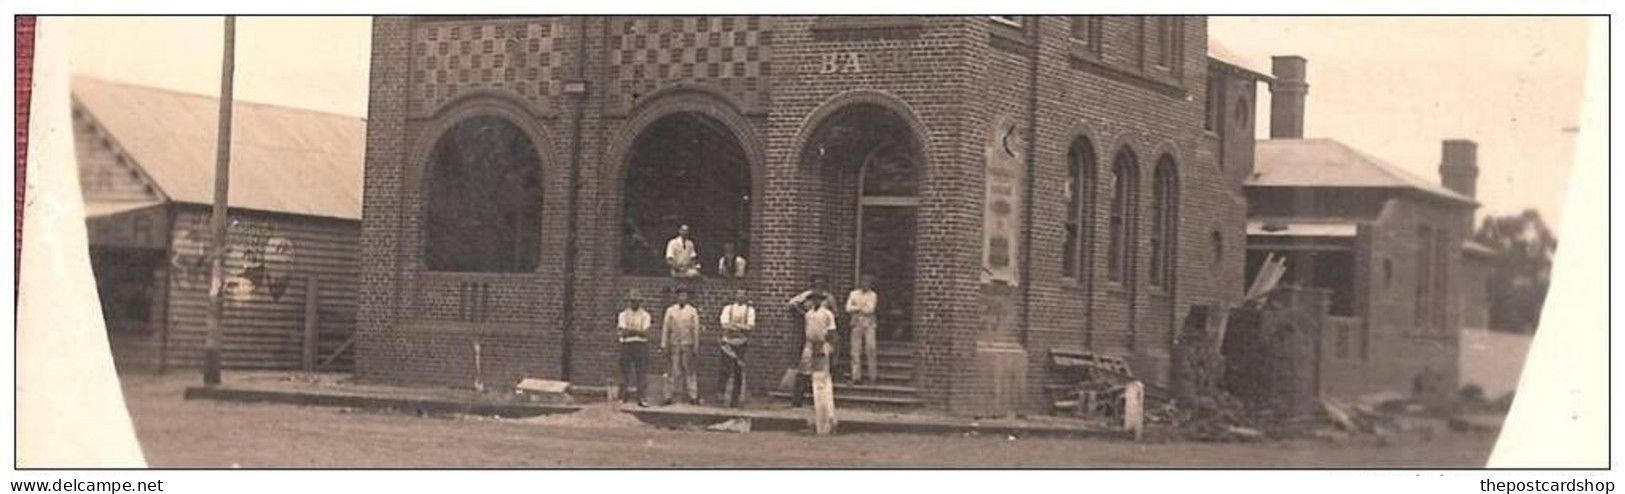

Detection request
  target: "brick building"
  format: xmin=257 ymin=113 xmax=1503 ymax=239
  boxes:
xmin=358 ymin=16 xmax=1260 ymax=415
xmin=1244 ymin=56 xmax=1485 ymax=399
xmin=73 ymin=78 xmax=364 ymax=372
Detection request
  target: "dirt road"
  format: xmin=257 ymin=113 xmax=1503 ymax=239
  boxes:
xmin=119 ymin=374 xmax=1497 ymax=468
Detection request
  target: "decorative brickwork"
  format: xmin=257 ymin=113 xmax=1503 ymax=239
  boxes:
xmin=360 ymin=16 xmax=1249 ymax=415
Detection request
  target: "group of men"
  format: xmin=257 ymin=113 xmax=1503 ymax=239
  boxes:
xmin=614 ymin=271 xmax=881 ymax=409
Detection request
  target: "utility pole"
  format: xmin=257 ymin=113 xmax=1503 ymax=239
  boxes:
xmin=202 ymin=16 xmax=236 ymax=386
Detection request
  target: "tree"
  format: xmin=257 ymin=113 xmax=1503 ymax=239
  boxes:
xmin=1473 ymin=209 xmax=1558 ymax=333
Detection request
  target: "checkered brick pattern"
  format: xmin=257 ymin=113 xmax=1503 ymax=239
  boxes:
xmin=607 ymin=17 xmax=769 ymax=109
xmin=410 ymin=20 xmax=562 ymax=116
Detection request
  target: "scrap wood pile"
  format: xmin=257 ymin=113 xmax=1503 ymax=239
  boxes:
xmin=1045 ymin=349 xmax=1146 ymax=422
xmin=1152 ymin=303 xmax=1273 ymax=442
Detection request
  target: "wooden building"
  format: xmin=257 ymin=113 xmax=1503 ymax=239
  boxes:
xmin=73 ymin=78 xmax=364 ymax=372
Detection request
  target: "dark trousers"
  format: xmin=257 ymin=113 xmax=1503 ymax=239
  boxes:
xmin=618 ymin=341 xmax=649 ymax=402
xmin=718 ymin=343 xmax=747 ymax=407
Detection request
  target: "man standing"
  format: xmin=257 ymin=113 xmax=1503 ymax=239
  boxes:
xmin=615 ymin=291 xmax=652 ymax=407
xmin=846 ymin=275 xmax=879 ymax=385
xmin=661 ymin=288 xmax=702 ymax=405
xmin=786 ymin=275 xmax=836 ymax=406
xmin=717 ymin=289 xmax=755 ymax=407
xmin=665 ymin=225 xmax=700 ymax=278
xmin=792 ymin=297 xmax=837 ymax=407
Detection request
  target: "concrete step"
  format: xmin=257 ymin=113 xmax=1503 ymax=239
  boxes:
xmin=767 ymin=390 xmax=924 ymax=409
xmin=832 ymin=382 xmax=919 ymax=395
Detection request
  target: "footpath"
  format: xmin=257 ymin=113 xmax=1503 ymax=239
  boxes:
xmin=185 ymin=372 xmax=1127 ymax=440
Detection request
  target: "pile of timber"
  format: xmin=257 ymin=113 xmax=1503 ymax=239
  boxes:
xmin=1046 ymin=349 xmax=1160 ymax=422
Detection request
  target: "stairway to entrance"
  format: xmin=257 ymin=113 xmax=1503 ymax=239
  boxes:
xmin=770 ymin=342 xmax=922 ymax=410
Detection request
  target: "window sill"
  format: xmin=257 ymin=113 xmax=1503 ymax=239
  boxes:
xmin=988 ymin=18 xmax=1032 ymax=54
xmin=1067 ymin=50 xmax=1188 ymax=99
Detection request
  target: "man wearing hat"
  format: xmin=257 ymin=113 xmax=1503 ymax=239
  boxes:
xmin=615 ymin=290 xmax=652 ymax=407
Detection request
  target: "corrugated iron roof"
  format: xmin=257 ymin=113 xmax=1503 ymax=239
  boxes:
xmin=83 ymin=200 xmax=164 ymax=218
xmin=70 ymin=77 xmax=364 ymax=220
xmin=1249 ymin=138 xmax=1476 ymax=206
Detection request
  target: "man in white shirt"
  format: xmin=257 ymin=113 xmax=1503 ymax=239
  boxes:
xmin=665 ymin=224 xmax=699 ymax=278
xmin=717 ymin=289 xmax=755 ymax=408
xmin=846 ymin=275 xmax=879 ymax=385
xmin=661 ymin=288 xmax=702 ymax=405
xmin=792 ymin=297 xmax=837 ymax=407
xmin=615 ymin=291 xmax=652 ymax=407
xmin=717 ymin=241 xmax=748 ymax=279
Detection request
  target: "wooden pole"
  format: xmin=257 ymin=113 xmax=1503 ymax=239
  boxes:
xmin=301 ymin=275 xmax=319 ymax=372
xmin=202 ymin=16 xmax=236 ymax=386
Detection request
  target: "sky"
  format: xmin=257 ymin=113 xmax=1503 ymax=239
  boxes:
xmin=60 ymin=16 xmax=1592 ymax=231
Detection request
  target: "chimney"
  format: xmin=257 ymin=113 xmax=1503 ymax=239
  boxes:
xmin=1439 ymin=139 xmax=1479 ymax=199
xmin=1269 ymin=55 xmax=1308 ymax=139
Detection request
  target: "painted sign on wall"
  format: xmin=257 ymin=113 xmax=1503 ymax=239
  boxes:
xmin=171 ymin=217 xmax=297 ymax=302
xmin=982 ymin=114 xmax=1024 ymax=286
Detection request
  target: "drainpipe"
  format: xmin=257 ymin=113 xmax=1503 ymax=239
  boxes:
xmin=1018 ymin=19 xmax=1041 ymax=348
xmin=559 ymin=16 xmax=589 ymax=381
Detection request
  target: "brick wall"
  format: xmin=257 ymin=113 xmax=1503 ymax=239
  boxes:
xmin=359 ymin=16 xmax=1248 ymax=414
xmin=1246 ymin=183 xmax=1473 ymax=399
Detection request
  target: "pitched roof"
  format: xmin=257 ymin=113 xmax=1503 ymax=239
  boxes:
xmin=1207 ymin=38 xmax=1272 ymax=81
xmin=70 ymin=77 xmax=365 ymax=220
xmin=1249 ymin=138 xmax=1476 ymax=206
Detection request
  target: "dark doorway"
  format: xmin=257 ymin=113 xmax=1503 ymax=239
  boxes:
xmin=805 ymin=104 xmax=923 ymax=342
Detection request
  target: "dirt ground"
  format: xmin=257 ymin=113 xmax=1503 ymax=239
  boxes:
xmin=118 ymin=373 xmax=1499 ymax=468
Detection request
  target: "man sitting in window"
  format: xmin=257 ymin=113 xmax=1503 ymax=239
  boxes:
xmin=665 ymin=224 xmax=700 ymax=278
xmin=717 ymin=241 xmax=747 ymax=279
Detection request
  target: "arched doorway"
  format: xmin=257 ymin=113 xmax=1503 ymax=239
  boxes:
xmin=804 ymin=104 xmax=923 ymax=342
xmin=621 ymin=112 xmax=752 ymax=277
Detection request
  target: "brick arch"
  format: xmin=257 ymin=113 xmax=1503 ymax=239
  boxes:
xmin=606 ymin=87 xmax=767 ymax=173
xmin=790 ymin=89 xmax=933 ymax=168
xmin=601 ymin=87 xmax=766 ymax=278
xmin=410 ymin=93 xmax=562 ymax=183
xmin=409 ymin=95 xmax=563 ymax=273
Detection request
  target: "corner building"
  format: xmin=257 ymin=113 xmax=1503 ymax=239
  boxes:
xmin=359 ymin=16 xmax=1257 ymax=415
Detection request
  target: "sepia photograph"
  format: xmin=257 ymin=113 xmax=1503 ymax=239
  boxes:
xmin=11 ymin=10 xmax=1609 ymax=480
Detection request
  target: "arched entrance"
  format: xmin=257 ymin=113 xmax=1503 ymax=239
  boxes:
xmin=804 ymin=104 xmax=923 ymax=342
xmin=621 ymin=112 xmax=752 ymax=277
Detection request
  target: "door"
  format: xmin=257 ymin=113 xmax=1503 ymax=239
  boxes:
xmin=857 ymin=198 xmax=917 ymax=342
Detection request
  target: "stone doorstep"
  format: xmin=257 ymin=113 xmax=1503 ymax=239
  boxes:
xmin=184 ymin=380 xmax=1131 ymax=440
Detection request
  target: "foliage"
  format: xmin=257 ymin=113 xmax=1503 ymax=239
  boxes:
xmin=1472 ymin=209 xmax=1557 ymax=333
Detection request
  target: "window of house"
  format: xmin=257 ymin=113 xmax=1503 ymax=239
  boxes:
xmin=1062 ymin=138 xmax=1095 ymax=279
xmin=1069 ymin=16 xmax=1102 ymax=50
xmin=1153 ymin=16 xmax=1180 ymax=68
xmin=1432 ymin=227 xmax=1451 ymax=333
xmin=622 ymin=112 xmax=752 ymax=277
xmin=1148 ymin=156 xmax=1178 ymax=288
xmin=1205 ymin=67 xmax=1224 ymax=133
xmin=1414 ymin=225 xmax=1434 ymax=331
xmin=424 ymin=115 xmax=542 ymax=273
xmin=1107 ymin=149 xmax=1138 ymax=284
xmin=1210 ymin=230 xmax=1223 ymax=269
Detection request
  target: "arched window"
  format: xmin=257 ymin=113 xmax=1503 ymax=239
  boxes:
xmin=424 ymin=115 xmax=542 ymax=272
xmin=1107 ymin=149 xmax=1138 ymax=283
xmin=1062 ymin=138 xmax=1095 ymax=279
xmin=622 ymin=112 xmax=751 ymax=277
xmin=1149 ymin=156 xmax=1178 ymax=288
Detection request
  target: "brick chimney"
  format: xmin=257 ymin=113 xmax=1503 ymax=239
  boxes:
xmin=1269 ymin=55 xmax=1308 ymax=139
xmin=1439 ymin=139 xmax=1479 ymax=199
